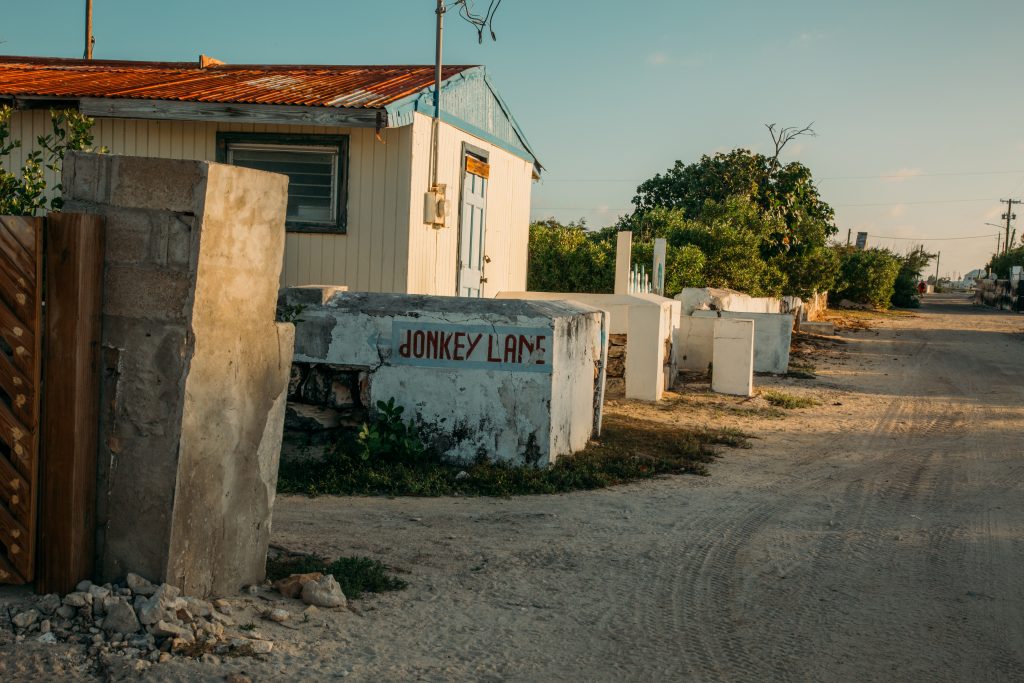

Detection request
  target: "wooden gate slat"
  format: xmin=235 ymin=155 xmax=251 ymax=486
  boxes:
xmin=0 ymin=348 xmax=34 ymax=429
xmin=0 ymin=296 xmax=36 ymax=379
xmin=0 ymin=220 xmax=36 ymax=285
xmin=0 ymin=499 xmax=30 ymax=579
xmin=0 ymin=451 xmax=31 ymax=523
xmin=0 ymin=553 xmax=25 ymax=585
xmin=0 ymin=216 xmax=40 ymax=253
xmin=0 ymin=214 xmax=40 ymax=586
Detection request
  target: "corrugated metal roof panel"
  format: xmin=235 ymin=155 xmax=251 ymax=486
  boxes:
xmin=0 ymin=56 xmax=476 ymax=109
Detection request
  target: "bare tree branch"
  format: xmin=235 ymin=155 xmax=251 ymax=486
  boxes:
xmin=766 ymin=122 xmax=816 ymax=169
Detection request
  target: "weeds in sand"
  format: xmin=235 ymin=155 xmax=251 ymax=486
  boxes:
xmin=785 ymin=363 xmax=817 ymax=379
xmin=265 ymin=555 xmax=407 ymax=598
xmin=760 ymin=390 xmax=819 ymax=409
xmin=239 ymin=623 xmax=256 ymax=631
xmin=276 ymin=416 xmax=750 ymax=497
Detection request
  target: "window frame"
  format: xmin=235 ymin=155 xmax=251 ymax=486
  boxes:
xmin=215 ymin=132 xmax=349 ymax=234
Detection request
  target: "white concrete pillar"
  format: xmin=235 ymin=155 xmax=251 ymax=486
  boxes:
xmin=614 ymin=231 xmax=632 ymax=295
xmin=711 ymin=318 xmax=754 ymax=397
xmin=652 ymin=238 xmax=667 ymax=296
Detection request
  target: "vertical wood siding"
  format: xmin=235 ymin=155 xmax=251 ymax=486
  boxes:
xmin=2 ymin=110 xmax=530 ymax=294
xmin=405 ymin=112 xmax=533 ymax=296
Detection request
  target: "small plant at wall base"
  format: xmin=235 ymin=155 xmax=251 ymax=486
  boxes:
xmin=0 ymin=106 xmax=106 ymax=215
xmin=357 ymin=398 xmax=428 ymax=465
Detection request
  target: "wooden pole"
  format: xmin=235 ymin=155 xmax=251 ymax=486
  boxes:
xmin=85 ymin=0 xmax=94 ymax=59
xmin=36 ymin=213 xmax=104 ymax=594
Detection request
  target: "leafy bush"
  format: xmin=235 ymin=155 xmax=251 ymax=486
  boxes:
xmin=0 ymin=106 xmax=105 ymax=215
xmin=891 ymin=247 xmax=934 ymax=308
xmin=988 ymin=246 xmax=1024 ymax=279
xmin=527 ymin=219 xmax=614 ymax=293
xmin=357 ymin=398 xmax=427 ymax=465
xmin=831 ymin=247 xmax=901 ymax=308
xmin=760 ymin=390 xmax=818 ymax=409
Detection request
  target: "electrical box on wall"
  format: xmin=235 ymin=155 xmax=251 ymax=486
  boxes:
xmin=424 ymin=184 xmax=449 ymax=228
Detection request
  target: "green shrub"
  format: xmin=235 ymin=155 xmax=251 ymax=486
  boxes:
xmin=831 ymin=247 xmax=901 ymax=308
xmin=357 ymin=398 xmax=427 ymax=465
xmin=266 ymin=554 xmax=406 ymax=599
xmin=526 ymin=219 xmax=614 ymax=293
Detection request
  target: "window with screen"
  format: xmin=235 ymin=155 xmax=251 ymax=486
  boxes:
xmin=216 ymin=133 xmax=348 ymax=233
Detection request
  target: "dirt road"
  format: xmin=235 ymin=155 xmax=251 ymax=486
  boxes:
xmin=269 ymin=293 xmax=1024 ymax=682
xmin=3 ymin=294 xmax=1023 ymax=682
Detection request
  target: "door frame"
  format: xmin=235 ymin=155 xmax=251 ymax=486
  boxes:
xmin=456 ymin=142 xmax=490 ymax=297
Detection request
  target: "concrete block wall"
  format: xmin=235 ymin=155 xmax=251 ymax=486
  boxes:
xmin=286 ymin=291 xmax=607 ymax=466
xmin=692 ymin=310 xmax=793 ymax=374
xmin=63 ymin=152 xmax=294 ymax=597
xmin=496 ymin=292 xmax=680 ymax=401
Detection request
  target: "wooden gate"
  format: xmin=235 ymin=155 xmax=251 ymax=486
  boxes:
xmin=0 ymin=216 xmax=43 ymax=584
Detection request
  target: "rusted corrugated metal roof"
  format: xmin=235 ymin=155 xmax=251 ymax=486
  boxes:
xmin=0 ymin=56 xmax=477 ymax=109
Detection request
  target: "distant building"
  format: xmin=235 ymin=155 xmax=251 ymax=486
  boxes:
xmin=0 ymin=55 xmax=541 ymax=296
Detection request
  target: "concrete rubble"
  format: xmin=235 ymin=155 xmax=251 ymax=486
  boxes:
xmin=3 ymin=570 xmax=347 ymax=672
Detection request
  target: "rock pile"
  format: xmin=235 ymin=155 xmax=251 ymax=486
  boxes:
xmin=8 ymin=573 xmax=274 ymax=673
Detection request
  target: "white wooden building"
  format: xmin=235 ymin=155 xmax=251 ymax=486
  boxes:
xmin=0 ymin=56 xmax=541 ymax=296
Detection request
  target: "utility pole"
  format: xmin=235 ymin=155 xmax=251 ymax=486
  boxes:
xmin=934 ymin=251 xmax=940 ymax=286
xmin=84 ymin=0 xmax=94 ymax=59
xmin=1000 ymin=198 xmax=1022 ymax=255
xmin=846 ymin=228 xmax=851 ymax=246
xmin=431 ymin=0 xmax=445 ymax=190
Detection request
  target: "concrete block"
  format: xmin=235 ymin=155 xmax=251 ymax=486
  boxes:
xmin=693 ymin=310 xmax=793 ymax=374
xmin=675 ymin=315 xmax=716 ymax=372
xmin=287 ymin=292 xmax=607 ymax=466
xmin=712 ymin=318 xmax=754 ymax=397
xmin=66 ymin=153 xmax=294 ymax=597
xmin=107 ymin=156 xmax=207 ymax=213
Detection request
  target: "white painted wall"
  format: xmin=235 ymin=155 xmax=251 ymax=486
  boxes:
xmin=3 ymin=109 xmax=533 ymax=296
xmin=287 ymin=291 xmax=603 ymax=465
xmin=693 ymin=310 xmax=793 ymax=374
xmin=405 ymin=113 xmax=533 ymax=297
xmin=712 ymin=318 xmax=754 ymax=397
xmin=496 ymin=291 xmax=680 ymax=401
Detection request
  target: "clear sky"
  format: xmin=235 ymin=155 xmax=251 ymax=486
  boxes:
xmin=3 ymin=0 xmax=1023 ymax=277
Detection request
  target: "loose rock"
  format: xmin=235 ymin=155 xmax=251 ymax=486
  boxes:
xmin=301 ymin=574 xmax=347 ymax=608
xmin=38 ymin=593 xmax=62 ymax=615
xmin=273 ymin=572 xmax=323 ymax=600
xmin=102 ymin=599 xmax=140 ymax=634
xmin=13 ymin=610 xmax=39 ymax=629
xmin=266 ymin=608 xmax=289 ymax=623
xmin=126 ymin=572 xmax=157 ymax=596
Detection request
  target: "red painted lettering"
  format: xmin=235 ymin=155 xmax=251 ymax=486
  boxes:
xmin=504 ymin=334 xmax=518 ymax=363
xmin=465 ymin=333 xmax=483 ymax=359
xmin=487 ymin=334 xmax=502 ymax=362
xmin=453 ymin=332 xmax=466 ymax=360
xmin=535 ymin=335 xmax=547 ymax=364
xmin=412 ymin=330 xmax=425 ymax=358
xmin=425 ymin=331 xmax=438 ymax=358
xmin=518 ymin=335 xmax=534 ymax=363
xmin=398 ymin=329 xmax=412 ymax=358
xmin=440 ymin=331 xmax=453 ymax=360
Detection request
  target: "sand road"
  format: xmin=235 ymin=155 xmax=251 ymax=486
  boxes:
xmin=2 ymin=293 xmax=1023 ymax=682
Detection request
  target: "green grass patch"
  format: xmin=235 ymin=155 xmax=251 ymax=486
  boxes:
xmin=277 ymin=415 xmax=751 ymax=498
xmin=266 ymin=554 xmax=407 ymax=599
xmin=760 ymin=390 xmax=819 ymax=409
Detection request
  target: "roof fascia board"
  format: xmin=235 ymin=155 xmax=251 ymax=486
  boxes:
xmin=78 ymin=98 xmax=384 ymax=128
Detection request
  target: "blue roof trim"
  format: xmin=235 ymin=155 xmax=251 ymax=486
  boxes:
xmin=385 ymin=66 xmax=542 ymax=174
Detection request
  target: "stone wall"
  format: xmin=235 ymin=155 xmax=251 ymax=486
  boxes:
xmin=63 ymin=152 xmax=294 ymax=597
xmin=604 ymin=334 xmax=627 ymax=396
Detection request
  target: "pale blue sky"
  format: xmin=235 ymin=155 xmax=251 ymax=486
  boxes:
xmin=3 ymin=0 xmax=1023 ymax=276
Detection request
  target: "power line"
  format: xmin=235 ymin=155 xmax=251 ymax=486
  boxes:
xmin=531 ymin=197 xmax=999 ymax=211
xmin=869 ymin=232 xmax=999 ymax=241
xmin=537 ymin=170 xmax=1024 ymax=183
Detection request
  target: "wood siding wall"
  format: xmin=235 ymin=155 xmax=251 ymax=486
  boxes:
xmin=2 ymin=110 xmax=532 ymax=294
xmin=406 ymin=112 xmax=532 ymax=296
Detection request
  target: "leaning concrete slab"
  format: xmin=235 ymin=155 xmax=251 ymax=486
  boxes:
xmin=63 ymin=152 xmax=294 ymax=597
xmin=798 ymin=321 xmax=835 ymax=336
xmin=693 ymin=310 xmax=793 ymax=374
xmin=675 ymin=315 xmax=717 ymax=373
xmin=712 ymin=318 xmax=754 ymax=397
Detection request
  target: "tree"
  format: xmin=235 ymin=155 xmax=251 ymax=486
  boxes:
xmin=831 ymin=247 xmax=902 ymax=308
xmin=891 ymin=247 xmax=935 ymax=308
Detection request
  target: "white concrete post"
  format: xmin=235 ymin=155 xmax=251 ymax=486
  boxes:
xmin=614 ymin=231 xmax=632 ymax=295
xmin=711 ymin=318 xmax=755 ymax=397
xmin=652 ymin=238 xmax=667 ymax=296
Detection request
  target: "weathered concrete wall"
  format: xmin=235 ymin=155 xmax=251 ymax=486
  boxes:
xmin=63 ymin=152 xmax=294 ymax=597
xmin=693 ymin=310 xmax=793 ymax=374
xmin=711 ymin=318 xmax=754 ymax=397
xmin=675 ymin=315 xmax=716 ymax=373
xmin=495 ymin=292 xmax=679 ymax=401
xmin=287 ymin=291 xmax=605 ymax=465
